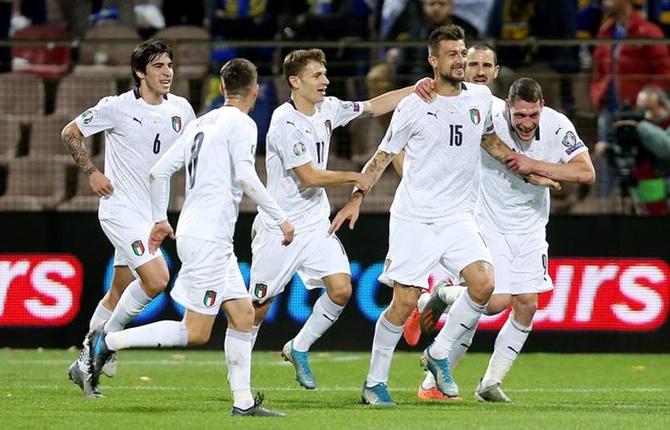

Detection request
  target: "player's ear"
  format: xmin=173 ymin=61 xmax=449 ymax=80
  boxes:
xmin=252 ymin=83 xmax=260 ymax=97
xmin=219 ymin=83 xmax=225 ymax=96
xmin=288 ymin=75 xmax=300 ymax=90
xmin=493 ymin=65 xmax=500 ymax=80
xmin=428 ymin=54 xmax=438 ymax=69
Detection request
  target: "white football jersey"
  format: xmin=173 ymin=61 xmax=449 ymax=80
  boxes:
xmin=477 ymin=104 xmax=588 ymax=233
xmin=76 ymin=88 xmax=195 ymax=221
xmin=165 ymin=106 xmax=259 ymax=247
xmin=259 ymin=97 xmax=363 ymax=233
xmin=380 ymin=83 xmax=494 ymax=223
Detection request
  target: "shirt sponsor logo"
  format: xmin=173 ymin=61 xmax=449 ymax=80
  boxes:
xmin=0 ymin=254 xmax=83 ymax=327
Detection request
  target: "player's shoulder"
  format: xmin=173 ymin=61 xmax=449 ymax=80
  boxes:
xmin=166 ymin=93 xmax=192 ymax=110
xmin=270 ymin=102 xmax=305 ymax=131
xmin=462 ymin=82 xmax=492 ymax=97
xmin=541 ymin=106 xmax=575 ymax=134
xmin=397 ymin=92 xmax=424 ymax=111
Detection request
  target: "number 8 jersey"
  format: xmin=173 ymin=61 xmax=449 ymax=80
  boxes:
xmin=75 ymin=88 xmax=195 ymax=221
xmin=259 ymin=97 xmax=363 ymax=234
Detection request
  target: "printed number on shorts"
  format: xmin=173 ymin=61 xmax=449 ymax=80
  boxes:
xmin=187 ymin=132 xmax=204 ymax=189
xmin=316 ymin=141 xmax=325 ymax=163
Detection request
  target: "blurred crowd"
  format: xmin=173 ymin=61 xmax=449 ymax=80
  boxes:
xmin=2 ymin=0 xmax=670 ymax=214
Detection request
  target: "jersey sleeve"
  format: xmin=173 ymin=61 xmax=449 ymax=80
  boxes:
xmin=74 ymin=96 xmax=118 ymax=137
xmin=274 ymin=122 xmax=313 ymax=169
xmin=482 ymin=95 xmax=495 ymax=136
xmin=378 ymin=102 xmax=414 ymax=154
xmin=554 ymin=115 xmax=587 ymax=163
xmin=229 ymin=117 xmax=257 ymax=165
xmin=327 ymin=97 xmax=364 ymax=128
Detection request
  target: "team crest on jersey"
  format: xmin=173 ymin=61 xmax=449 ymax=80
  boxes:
xmin=324 ymin=120 xmax=332 ymax=137
xmin=254 ymin=283 xmax=268 ymax=299
xmin=171 ymin=116 xmax=182 ymax=132
xmin=293 ymin=142 xmax=306 ymax=156
xmin=469 ymin=108 xmax=481 ymax=125
xmin=203 ymin=290 xmax=217 ymax=307
xmin=81 ymin=110 xmax=93 ymax=125
xmin=131 ymin=240 xmax=145 ymax=256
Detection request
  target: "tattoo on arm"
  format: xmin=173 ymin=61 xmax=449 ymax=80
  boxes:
xmin=480 ymin=133 xmax=512 ymax=161
xmin=63 ymin=124 xmax=97 ymax=176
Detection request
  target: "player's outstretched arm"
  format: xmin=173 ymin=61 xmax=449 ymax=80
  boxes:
xmin=329 ymin=149 xmax=395 ymax=233
xmin=363 ymin=78 xmax=435 ymax=117
xmin=235 ymin=160 xmax=294 ymax=245
xmin=481 ymin=133 xmax=562 ymax=190
xmin=61 ymin=120 xmax=113 ymax=198
xmin=504 ymin=152 xmax=596 ymax=184
xmin=293 ymin=162 xmax=372 ymax=191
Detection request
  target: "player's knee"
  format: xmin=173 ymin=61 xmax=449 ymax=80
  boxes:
xmin=512 ymin=299 xmax=537 ymax=322
xmin=142 ymin=272 xmax=169 ymax=297
xmin=228 ymin=306 xmax=254 ymax=332
xmin=253 ymin=300 xmax=272 ymax=325
xmin=389 ymin=295 xmax=417 ymax=322
xmin=328 ymin=283 xmax=352 ymax=305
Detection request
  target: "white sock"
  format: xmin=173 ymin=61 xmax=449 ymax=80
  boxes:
xmin=366 ymin=312 xmax=403 ymax=386
xmin=429 ymin=291 xmax=485 ymax=360
xmin=249 ymin=324 xmax=261 ymax=351
xmin=421 ymin=320 xmax=478 ymax=390
xmin=103 ymin=280 xmax=153 ymax=332
xmin=438 ymin=285 xmax=467 ymax=306
xmin=481 ymin=314 xmax=531 ymax=388
xmin=417 ymin=293 xmax=431 ymax=312
xmin=105 ymin=320 xmax=188 ymax=351
xmin=225 ymin=328 xmax=254 ymax=410
xmin=292 ymin=294 xmax=344 ymax=352
xmin=89 ymin=301 xmax=113 ymax=332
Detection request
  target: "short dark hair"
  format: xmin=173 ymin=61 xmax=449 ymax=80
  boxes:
xmin=131 ymin=39 xmax=173 ymax=87
xmin=468 ymin=42 xmax=497 ymax=65
xmin=283 ymin=49 xmax=327 ymax=89
xmin=508 ymin=77 xmax=544 ymax=104
xmin=220 ymin=58 xmax=257 ymax=96
xmin=427 ymin=24 xmax=465 ymax=56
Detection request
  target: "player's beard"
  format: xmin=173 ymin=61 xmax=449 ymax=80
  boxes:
xmin=438 ymin=67 xmax=464 ymax=86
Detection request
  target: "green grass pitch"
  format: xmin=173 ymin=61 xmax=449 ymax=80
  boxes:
xmin=1 ymin=349 xmax=669 ymax=429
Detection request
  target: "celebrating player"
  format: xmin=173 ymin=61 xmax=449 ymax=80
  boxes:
xmin=249 ymin=48 xmax=431 ymax=390
xmin=330 ymin=25 xmax=559 ymax=405
xmin=88 ymin=58 xmax=292 ymax=416
xmin=62 ymin=39 xmax=195 ymax=397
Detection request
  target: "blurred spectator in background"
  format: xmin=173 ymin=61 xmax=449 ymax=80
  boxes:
xmin=163 ymin=0 xmax=205 ymax=26
xmin=611 ymin=85 xmax=670 ymax=214
xmin=590 ymin=0 xmax=670 ymax=199
xmin=0 ymin=0 xmax=11 ymax=72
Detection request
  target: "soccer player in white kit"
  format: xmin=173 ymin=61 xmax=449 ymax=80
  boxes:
xmin=249 ymin=48 xmax=429 ymax=390
xmin=330 ymin=26 xmax=560 ymax=405
xmin=61 ymin=40 xmax=195 ymax=397
xmin=414 ymin=58 xmax=596 ymax=401
xmin=89 ymin=59 xmax=292 ymax=416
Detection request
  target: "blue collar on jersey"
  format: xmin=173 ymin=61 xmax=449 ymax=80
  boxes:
xmin=133 ymin=87 xmax=168 ymax=100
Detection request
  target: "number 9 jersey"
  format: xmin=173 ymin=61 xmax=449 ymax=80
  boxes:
xmin=75 ymin=88 xmax=195 ymax=221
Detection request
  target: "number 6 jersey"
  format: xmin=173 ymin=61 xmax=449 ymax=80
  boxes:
xmin=75 ymin=88 xmax=195 ymax=221
xmin=259 ymin=97 xmax=363 ymax=234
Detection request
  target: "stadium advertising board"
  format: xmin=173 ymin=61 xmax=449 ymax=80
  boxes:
xmin=0 ymin=213 xmax=669 ymax=352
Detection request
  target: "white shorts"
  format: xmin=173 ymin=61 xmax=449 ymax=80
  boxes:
xmin=480 ymin=222 xmax=554 ymax=295
xmin=99 ymin=209 xmax=162 ymax=271
xmin=249 ymin=217 xmax=350 ymax=303
xmin=171 ymin=236 xmax=248 ymax=315
xmin=380 ymin=216 xmax=492 ymax=289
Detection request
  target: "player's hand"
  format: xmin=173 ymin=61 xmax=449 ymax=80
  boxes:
xmin=89 ymin=171 xmax=114 ymax=198
xmin=279 ymin=219 xmax=295 ymax=246
xmin=503 ymin=152 xmax=536 ymax=175
xmin=413 ymin=77 xmax=436 ymax=103
xmin=525 ymin=173 xmax=562 ymax=191
xmin=329 ymin=195 xmax=362 ymax=233
xmin=355 ymin=173 xmax=373 ymax=193
xmin=149 ymin=220 xmax=175 ymax=254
